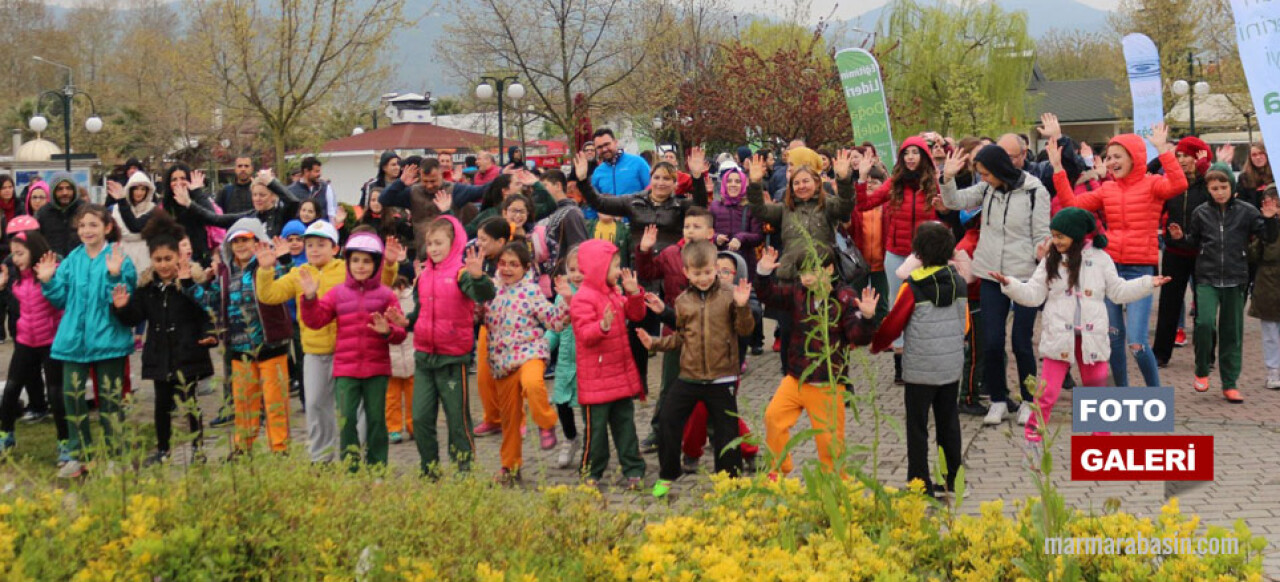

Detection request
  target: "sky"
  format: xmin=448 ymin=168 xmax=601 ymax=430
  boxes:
xmin=802 ymin=0 xmax=1121 ymax=23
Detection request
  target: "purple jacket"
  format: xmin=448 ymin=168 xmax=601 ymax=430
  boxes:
xmin=696 ymin=170 xmax=763 ymax=269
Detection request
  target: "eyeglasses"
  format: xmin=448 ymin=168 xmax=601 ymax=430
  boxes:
xmin=506 ymin=208 xmax=528 ymax=215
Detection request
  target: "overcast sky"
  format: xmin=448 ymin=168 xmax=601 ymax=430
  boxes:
xmin=803 ymin=0 xmax=1120 ymax=23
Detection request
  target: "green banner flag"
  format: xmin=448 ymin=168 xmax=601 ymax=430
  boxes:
xmin=836 ymin=48 xmax=895 ymax=170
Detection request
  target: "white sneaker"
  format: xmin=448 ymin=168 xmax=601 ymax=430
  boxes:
xmin=57 ymin=460 xmax=86 ymax=479
xmin=1267 ymin=369 xmax=1280 ymax=390
xmin=1017 ymin=404 xmax=1033 ymax=426
xmin=556 ymin=437 xmax=577 ymax=469
xmin=984 ymin=401 xmax=1009 ymax=426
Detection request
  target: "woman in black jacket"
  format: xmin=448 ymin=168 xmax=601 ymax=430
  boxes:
xmin=110 ymin=210 xmax=216 ymax=465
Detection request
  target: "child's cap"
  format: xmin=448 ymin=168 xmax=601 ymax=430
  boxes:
xmin=6 ymin=215 xmax=39 ymax=235
xmin=344 ymin=231 xmax=384 ymax=258
xmin=1050 ymin=207 xmax=1106 ymax=249
xmin=303 ymin=220 xmax=340 ymax=245
xmin=229 ymin=230 xmax=257 ymax=241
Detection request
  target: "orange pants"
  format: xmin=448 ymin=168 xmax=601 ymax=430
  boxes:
xmin=385 ymin=376 xmax=414 ymax=435
xmin=764 ymin=376 xmax=845 ymax=474
xmin=231 ymin=355 xmax=290 ymax=452
xmin=496 ymin=359 xmax=557 ymax=470
xmin=476 ymin=326 xmax=501 ymax=427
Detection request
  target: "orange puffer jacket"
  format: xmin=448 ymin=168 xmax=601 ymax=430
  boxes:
xmin=1056 ymin=134 xmax=1188 ymax=266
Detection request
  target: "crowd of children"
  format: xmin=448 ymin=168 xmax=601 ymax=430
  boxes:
xmin=0 ymin=125 xmax=1278 ymax=501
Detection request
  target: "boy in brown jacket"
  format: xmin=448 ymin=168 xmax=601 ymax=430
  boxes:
xmin=637 ymin=240 xmax=755 ymax=497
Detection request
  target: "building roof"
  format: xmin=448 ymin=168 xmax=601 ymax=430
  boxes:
xmin=318 ymin=123 xmax=511 ymax=154
xmin=1028 ymin=79 xmax=1125 ymax=123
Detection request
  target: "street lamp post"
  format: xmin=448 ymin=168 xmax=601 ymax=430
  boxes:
xmin=1171 ymin=51 xmax=1210 ymax=137
xmin=29 ymin=56 xmax=103 ymax=172
xmin=475 ymin=75 xmax=524 ymax=165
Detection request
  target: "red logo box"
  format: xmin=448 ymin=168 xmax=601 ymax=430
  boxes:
xmin=1071 ymin=435 xmax=1213 ymax=481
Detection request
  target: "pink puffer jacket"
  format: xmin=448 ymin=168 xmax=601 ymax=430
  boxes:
xmin=11 ymin=268 xmax=62 ymax=347
xmin=571 ymin=240 xmax=646 ymax=405
xmin=301 ymin=233 xmax=407 ymax=378
xmin=414 ymin=215 xmax=475 ymax=356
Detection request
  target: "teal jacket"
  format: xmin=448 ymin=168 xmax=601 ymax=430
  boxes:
xmin=46 ymin=242 xmax=138 ymax=363
xmin=546 ymin=292 xmax=578 ymax=407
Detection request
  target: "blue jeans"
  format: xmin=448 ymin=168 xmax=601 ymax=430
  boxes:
xmin=980 ymin=279 xmax=1038 ymax=403
xmin=1106 ymin=264 xmax=1160 ymax=387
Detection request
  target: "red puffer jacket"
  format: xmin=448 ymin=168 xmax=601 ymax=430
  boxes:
xmin=856 ymin=136 xmax=939 ymax=257
xmin=301 ymin=233 xmax=407 ymax=378
xmin=571 ymin=239 xmax=647 ymax=406
xmin=1056 ymin=134 xmax=1188 ymax=266
xmin=413 ymin=215 xmax=476 ymax=356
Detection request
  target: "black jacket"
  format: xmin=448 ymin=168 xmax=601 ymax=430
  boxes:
xmin=36 ymin=197 xmax=83 ymax=256
xmin=217 ymin=180 xmax=256 ymax=215
xmin=112 ymin=278 xmax=215 ymax=383
xmin=1162 ymin=175 xmax=1210 ymax=256
xmin=1183 ymin=198 xmax=1280 ymax=287
xmin=577 ymin=177 xmax=707 ymax=255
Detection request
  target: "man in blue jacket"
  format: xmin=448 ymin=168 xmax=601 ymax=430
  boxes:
xmin=589 ymin=128 xmax=650 ymax=198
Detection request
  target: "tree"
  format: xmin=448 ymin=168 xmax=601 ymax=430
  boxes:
xmin=1035 ymin=29 xmax=1124 ymax=81
xmin=192 ymin=0 xmax=408 ymax=169
xmin=439 ymin=0 xmax=665 ymax=151
xmin=878 ymin=0 xmax=1036 ymax=136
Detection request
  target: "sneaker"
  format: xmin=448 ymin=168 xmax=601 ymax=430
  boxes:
xmin=1266 ymin=369 xmax=1280 ymax=390
xmin=473 ymin=421 xmax=501 ymax=437
xmin=1021 ymin=439 xmax=1044 ymax=473
xmin=983 ymin=401 xmax=1009 ymax=426
xmin=681 ymin=455 xmax=700 ymax=474
xmin=389 ymin=432 xmax=403 ymax=445
xmin=771 ymin=338 xmax=782 ymax=352
xmin=494 ymin=467 xmax=521 ymax=486
xmin=56 ymin=441 xmax=73 ymax=466
xmin=1017 ymin=404 xmax=1033 ymax=426
xmin=539 ymin=428 xmax=557 ymax=450
xmin=0 ymin=431 xmax=13 ymax=454
xmin=652 ymin=479 xmax=673 ymax=498
xmin=19 ymin=410 xmax=48 ymax=424
xmin=958 ymin=401 xmax=989 ymax=416
xmin=57 ymin=460 xmax=86 ymax=479
xmin=1174 ymin=328 xmax=1187 ymax=347
xmin=143 ymin=450 xmax=170 ymax=468
xmin=209 ymin=414 xmax=234 ymax=428
xmin=556 ymin=437 xmax=578 ymax=469
xmin=626 ymin=476 xmax=644 ymax=491
xmin=1223 ymin=388 xmax=1244 ymax=404
xmin=1193 ymin=376 xmax=1210 ymax=393
xmin=750 ymin=346 xmax=764 ymax=356
xmin=640 ymin=433 xmax=658 ymax=455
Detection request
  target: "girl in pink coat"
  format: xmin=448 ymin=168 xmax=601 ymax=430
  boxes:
xmin=301 ymin=228 xmax=407 ymax=469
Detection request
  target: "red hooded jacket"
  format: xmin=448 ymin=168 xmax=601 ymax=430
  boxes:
xmin=856 ymin=136 xmax=940 ymax=257
xmin=571 ymin=240 xmax=647 ymax=405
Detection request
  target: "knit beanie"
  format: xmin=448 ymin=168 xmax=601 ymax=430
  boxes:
xmin=1174 ymin=136 xmax=1212 ymax=176
xmin=787 ymin=147 xmax=823 ymax=173
xmin=1050 ymin=207 xmax=1107 ymax=249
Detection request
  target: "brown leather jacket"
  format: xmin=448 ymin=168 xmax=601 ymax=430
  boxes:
xmin=651 ymin=281 xmax=755 ymax=381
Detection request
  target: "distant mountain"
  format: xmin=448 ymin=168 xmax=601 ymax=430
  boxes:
xmin=843 ymin=0 xmax=1110 ymax=39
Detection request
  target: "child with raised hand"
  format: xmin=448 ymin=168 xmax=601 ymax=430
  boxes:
xmin=486 ymin=242 xmax=571 ymax=484
xmin=0 ymin=225 xmax=66 ymax=462
xmin=547 ymin=244 xmax=585 ymax=469
xmin=571 ymin=239 xmax=647 ymax=487
xmin=637 ymin=241 xmax=755 ymax=498
xmin=991 ymin=208 xmax=1169 ymax=463
xmin=471 ymin=217 xmax=511 ymax=438
xmin=756 ymin=245 xmax=879 ymax=479
xmin=870 ymin=222 xmax=968 ymax=497
xmin=38 ymin=204 xmax=138 ymax=479
xmin=1250 ymin=187 xmax=1280 ymax=390
xmin=385 ymin=276 xmax=415 ymax=445
xmin=385 ymin=216 xmax=495 ymax=476
xmin=110 ymin=210 xmax=217 ymax=466
xmin=300 ymin=229 xmax=407 ymax=468
xmin=1168 ymin=172 xmax=1280 ymax=402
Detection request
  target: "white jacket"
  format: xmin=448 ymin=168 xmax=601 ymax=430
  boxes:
xmin=1001 ymin=246 xmax=1156 ymax=365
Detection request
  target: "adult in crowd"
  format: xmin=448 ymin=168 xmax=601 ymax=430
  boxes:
xmin=437 ymin=151 xmax=460 ymax=183
xmin=288 ymin=157 xmax=336 ymax=220
xmin=769 ymin=140 xmax=806 ymax=201
xmin=35 ymin=173 xmax=85 ymax=256
xmin=1238 ymin=142 xmax=1274 ymax=208
xmin=217 ymin=156 xmax=259 ymax=214
xmin=580 ymin=155 xmax=704 ymax=254
xmin=473 ymin=152 xmax=501 ymax=186
xmin=589 ymin=129 xmax=651 ymax=199
xmin=1053 ymin=123 xmax=1188 ymax=388
xmin=378 ymin=158 xmax=488 ymax=256
xmin=505 ymin=146 xmax=526 ymax=171
xmin=360 ymin=151 xmax=401 ymax=207
xmin=108 ymin=170 xmax=161 ymax=273
xmin=940 ymin=144 xmax=1051 ymax=426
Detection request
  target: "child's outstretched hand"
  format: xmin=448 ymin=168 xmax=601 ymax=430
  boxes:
xmin=733 ymin=278 xmax=751 ymax=307
xmin=635 ymin=327 xmax=653 ymax=349
xmin=554 ymin=275 xmax=574 ymax=300
xmin=1151 ymin=276 xmax=1172 ymax=287
xmin=1262 ymin=196 xmax=1278 ymax=219
xmin=988 ymin=271 xmax=1010 ymax=285
xmin=111 ymin=284 xmax=130 ymax=309
xmin=757 ymin=246 xmax=779 ymax=273
xmin=620 ymin=268 xmax=640 ymax=294
xmin=1166 ymin=223 xmax=1184 ymax=240
xmin=643 ymin=292 xmax=665 ymax=314
xmin=106 ymin=243 xmax=125 ymax=277
xmin=384 ymin=307 xmax=410 ymax=329
xmin=255 ymin=241 xmax=277 ymax=268
xmin=600 ymin=306 xmax=615 ymax=332
xmin=639 ymin=225 xmax=659 ymax=252
xmin=851 ymin=286 xmax=879 ymax=318
xmin=464 ymin=246 xmax=484 ymax=278
xmin=385 ymin=236 xmax=407 ymax=267
xmin=35 ymin=251 xmax=59 ymax=283
xmin=299 ymin=268 xmax=319 ymax=299
xmin=272 ymin=236 xmax=291 ymax=258
xmin=368 ymin=312 xmax=390 ymax=335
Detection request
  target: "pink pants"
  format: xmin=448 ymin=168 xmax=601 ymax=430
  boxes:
xmin=1025 ymin=337 xmax=1109 ymax=442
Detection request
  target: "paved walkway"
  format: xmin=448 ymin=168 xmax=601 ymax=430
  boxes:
xmin=3 ymin=301 xmax=1278 ymax=577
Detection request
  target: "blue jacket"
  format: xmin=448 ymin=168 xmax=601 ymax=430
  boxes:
xmin=590 ymin=151 xmax=651 ymax=197
xmin=546 ymin=293 xmax=578 ymax=407
xmin=46 ymin=242 xmax=138 ymax=363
